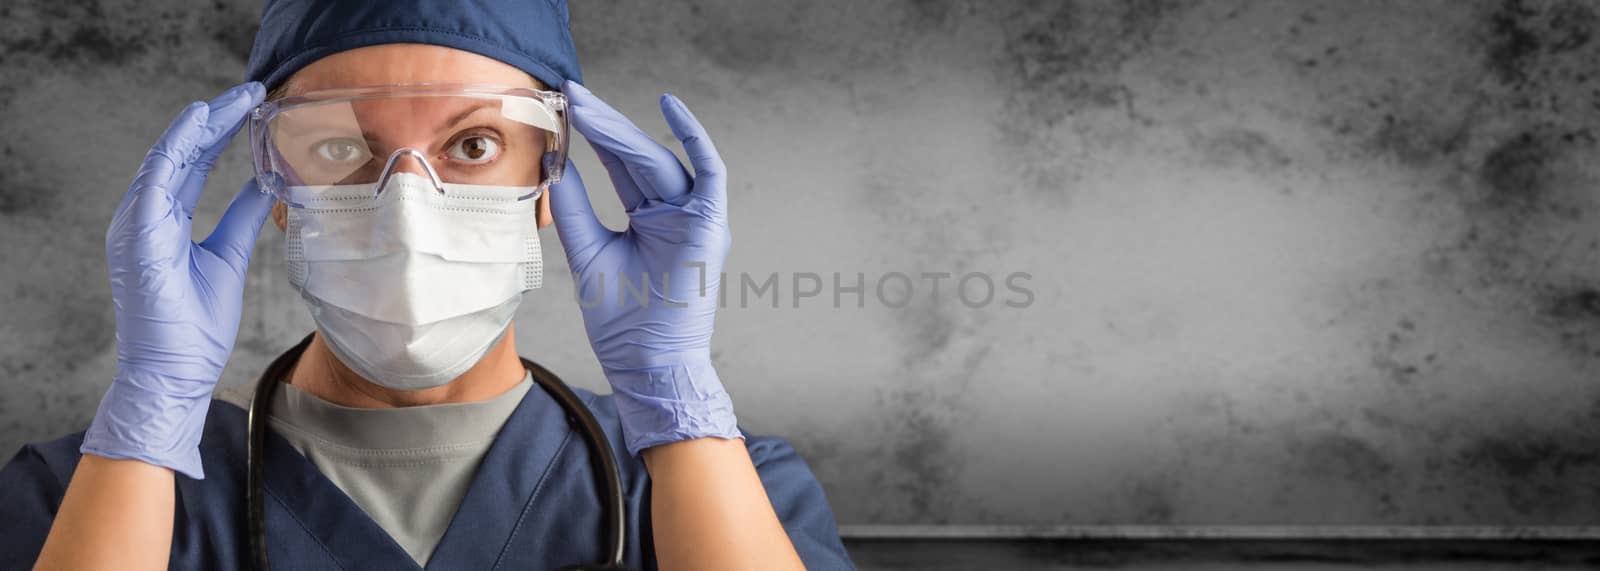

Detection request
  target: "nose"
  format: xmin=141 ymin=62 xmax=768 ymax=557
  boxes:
xmin=374 ymin=148 xmax=446 ymax=197
xmin=389 ymin=151 xmax=432 ymax=177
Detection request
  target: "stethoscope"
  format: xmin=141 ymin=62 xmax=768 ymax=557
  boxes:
xmin=246 ymin=334 xmax=631 ymax=570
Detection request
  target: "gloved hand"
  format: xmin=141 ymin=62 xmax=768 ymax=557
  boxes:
xmin=81 ymin=82 xmax=274 ymax=479
xmin=549 ymin=80 xmax=740 ymax=455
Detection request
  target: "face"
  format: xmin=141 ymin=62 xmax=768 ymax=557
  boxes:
xmin=269 ymin=43 xmax=555 ymax=230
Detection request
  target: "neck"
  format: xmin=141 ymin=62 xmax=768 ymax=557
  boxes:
xmin=286 ymin=324 xmax=527 ymax=408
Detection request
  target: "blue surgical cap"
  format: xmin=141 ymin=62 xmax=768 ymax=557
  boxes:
xmin=246 ymin=0 xmax=582 ymax=92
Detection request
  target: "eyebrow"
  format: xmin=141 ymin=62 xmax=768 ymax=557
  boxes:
xmin=441 ymin=101 xmax=501 ymax=131
xmin=271 ymin=100 xmax=504 ymax=140
xmin=362 ymin=102 xmax=501 ymax=147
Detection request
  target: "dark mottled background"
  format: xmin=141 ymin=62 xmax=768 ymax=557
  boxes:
xmin=5 ymin=0 xmax=1600 ymax=544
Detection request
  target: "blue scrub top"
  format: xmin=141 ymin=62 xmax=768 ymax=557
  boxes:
xmin=0 ymin=380 xmax=856 ymax=570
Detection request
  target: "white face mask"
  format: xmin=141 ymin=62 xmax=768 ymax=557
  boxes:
xmin=284 ymin=172 xmax=542 ymax=390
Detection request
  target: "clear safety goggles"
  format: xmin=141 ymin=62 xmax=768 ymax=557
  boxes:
xmin=250 ymin=83 xmax=569 ymax=208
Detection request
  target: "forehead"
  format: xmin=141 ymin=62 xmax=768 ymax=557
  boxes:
xmin=282 ymin=43 xmax=540 ymax=95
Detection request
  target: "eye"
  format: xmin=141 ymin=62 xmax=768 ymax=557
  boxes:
xmin=312 ymin=138 xmax=369 ymax=163
xmin=449 ymin=135 xmax=501 ymax=163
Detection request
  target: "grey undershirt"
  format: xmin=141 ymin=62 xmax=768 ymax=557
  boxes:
xmin=216 ymin=372 xmax=534 ymax=566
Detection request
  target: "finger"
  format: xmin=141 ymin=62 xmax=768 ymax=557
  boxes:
xmin=121 ymin=101 xmax=211 ymax=216
xmin=107 ymin=181 xmax=189 ymax=263
xmin=548 ymin=159 xmax=610 ymax=259
xmin=660 ymin=93 xmax=728 ymax=205
xmin=197 ymin=179 xmax=275 ymax=276
xmin=173 ymin=82 xmax=266 ymax=213
xmin=571 ymin=107 xmax=662 ymax=203
xmin=587 ymin=139 xmax=647 ymax=211
xmin=564 ymin=80 xmax=693 ymax=206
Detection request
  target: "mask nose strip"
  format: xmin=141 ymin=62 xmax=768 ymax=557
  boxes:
xmin=374 ymin=148 xmax=447 ymax=198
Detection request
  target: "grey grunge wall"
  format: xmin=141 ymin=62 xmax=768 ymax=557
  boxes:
xmin=3 ymin=0 xmax=1600 ymax=529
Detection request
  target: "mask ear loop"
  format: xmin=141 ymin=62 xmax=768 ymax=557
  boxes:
xmin=373 ymin=148 xmax=448 ymax=198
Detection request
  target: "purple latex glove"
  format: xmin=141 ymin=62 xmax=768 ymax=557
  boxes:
xmin=549 ymin=80 xmax=739 ymax=455
xmin=81 ymin=82 xmax=274 ymax=479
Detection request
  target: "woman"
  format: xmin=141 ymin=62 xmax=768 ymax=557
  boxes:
xmin=0 ymin=1 xmax=852 ymax=569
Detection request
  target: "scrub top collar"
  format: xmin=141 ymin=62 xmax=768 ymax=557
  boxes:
xmin=231 ymin=370 xmax=584 ymax=570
